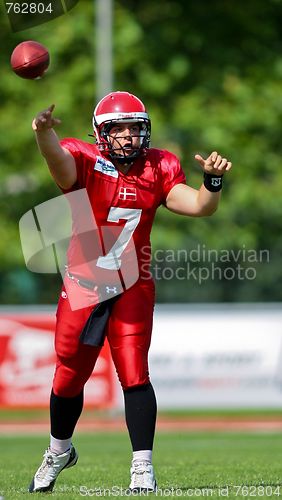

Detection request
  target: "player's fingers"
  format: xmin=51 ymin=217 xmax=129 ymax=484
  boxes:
xmin=34 ymin=112 xmax=48 ymax=125
xmin=33 ymin=121 xmax=45 ymax=131
xmin=217 ymin=158 xmax=227 ymax=171
xmin=203 ymin=151 xmax=218 ymax=166
xmin=219 ymin=160 xmax=232 ymax=172
xmin=52 ymin=118 xmax=61 ymax=126
xmin=35 ymin=117 xmax=46 ymax=127
xmin=44 ymin=109 xmax=53 ymax=119
xmin=213 ymin=154 xmax=222 ymax=169
xmin=39 ymin=117 xmax=47 ymax=124
xmin=34 ymin=112 xmax=60 ymax=130
xmin=194 ymin=154 xmax=205 ymax=167
xmin=210 ymin=151 xmax=218 ymax=162
xmin=36 ymin=106 xmax=54 ymax=122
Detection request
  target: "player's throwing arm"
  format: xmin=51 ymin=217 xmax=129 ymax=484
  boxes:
xmin=32 ymin=104 xmax=77 ymax=189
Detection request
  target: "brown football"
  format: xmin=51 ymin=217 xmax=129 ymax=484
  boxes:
xmin=10 ymin=41 xmax=50 ymax=80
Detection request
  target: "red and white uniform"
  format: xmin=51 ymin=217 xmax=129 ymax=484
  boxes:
xmin=53 ymin=139 xmax=186 ymax=396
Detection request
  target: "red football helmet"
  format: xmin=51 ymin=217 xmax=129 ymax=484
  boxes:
xmin=92 ymin=91 xmax=151 ymax=163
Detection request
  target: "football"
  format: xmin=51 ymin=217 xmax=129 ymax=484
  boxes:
xmin=10 ymin=41 xmax=50 ymax=80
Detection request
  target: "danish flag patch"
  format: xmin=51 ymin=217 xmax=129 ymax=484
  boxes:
xmin=119 ymin=187 xmax=137 ymax=201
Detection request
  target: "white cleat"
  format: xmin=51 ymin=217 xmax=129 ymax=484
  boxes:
xmin=129 ymin=460 xmax=157 ymax=493
xmin=28 ymin=445 xmax=78 ymax=493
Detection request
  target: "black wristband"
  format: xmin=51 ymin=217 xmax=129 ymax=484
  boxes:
xmin=203 ymin=172 xmax=223 ymax=192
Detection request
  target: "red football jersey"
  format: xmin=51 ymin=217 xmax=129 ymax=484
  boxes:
xmin=59 ymin=139 xmax=186 ymax=297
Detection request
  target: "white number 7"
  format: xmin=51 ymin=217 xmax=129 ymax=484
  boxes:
xmin=96 ymin=207 xmax=142 ymax=271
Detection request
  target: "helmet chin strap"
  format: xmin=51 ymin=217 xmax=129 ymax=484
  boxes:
xmin=109 ymin=153 xmax=140 ymax=166
xmin=107 ymin=135 xmax=141 ymax=164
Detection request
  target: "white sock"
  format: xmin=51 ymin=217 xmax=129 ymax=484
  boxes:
xmin=50 ymin=435 xmax=72 ymax=455
xmin=132 ymin=450 xmax=152 ymax=464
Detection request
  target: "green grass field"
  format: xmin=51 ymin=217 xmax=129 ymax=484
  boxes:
xmin=0 ymin=430 xmax=282 ymax=499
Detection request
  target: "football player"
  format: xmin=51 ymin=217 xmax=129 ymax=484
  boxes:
xmin=28 ymin=91 xmax=232 ymax=493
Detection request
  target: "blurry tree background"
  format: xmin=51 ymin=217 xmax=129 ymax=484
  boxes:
xmin=0 ymin=0 xmax=282 ymax=304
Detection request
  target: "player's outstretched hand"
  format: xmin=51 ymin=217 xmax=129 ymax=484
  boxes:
xmin=195 ymin=151 xmax=232 ymax=175
xmin=32 ymin=104 xmax=61 ymax=132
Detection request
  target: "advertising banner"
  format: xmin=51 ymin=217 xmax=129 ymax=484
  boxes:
xmin=149 ymin=304 xmax=282 ymax=408
xmin=0 ymin=311 xmax=115 ymax=408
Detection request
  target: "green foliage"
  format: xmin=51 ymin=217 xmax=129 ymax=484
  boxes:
xmin=1 ymin=0 xmax=282 ymax=302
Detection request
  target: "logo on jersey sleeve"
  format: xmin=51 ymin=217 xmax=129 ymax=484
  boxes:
xmin=119 ymin=187 xmax=137 ymax=201
xmin=94 ymin=157 xmax=118 ymax=178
